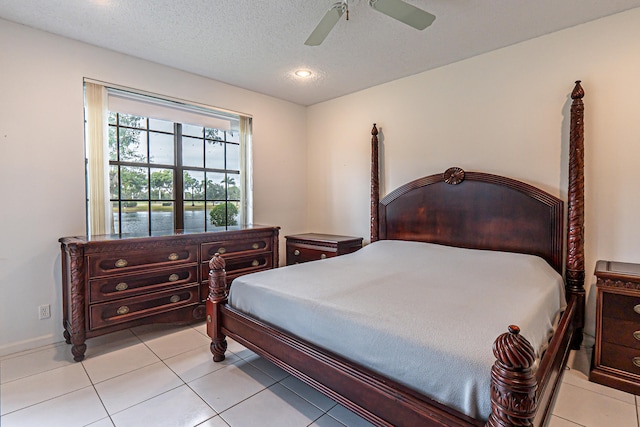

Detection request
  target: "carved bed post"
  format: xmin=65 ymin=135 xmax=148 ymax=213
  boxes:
xmin=207 ymin=254 xmax=228 ymax=362
xmin=486 ymin=325 xmax=537 ymax=427
xmin=371 ymin=124 xmax=380 ymax=242
xmin=566 ymin=81 xmax=586 ymax=349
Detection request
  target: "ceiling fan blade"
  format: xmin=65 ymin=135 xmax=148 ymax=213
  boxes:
xmin=305 ymin=6 xmax=345 ymax=46
xmin=369 ymin=0 xmax=435 ymax=30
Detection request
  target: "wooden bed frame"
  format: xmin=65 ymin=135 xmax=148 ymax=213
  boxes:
xmin=206 ymin=81 xmax=586 ymax=427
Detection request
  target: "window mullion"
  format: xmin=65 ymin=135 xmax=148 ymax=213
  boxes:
xmin=175 ymin=123 xmax=184 ymax=230
xmin=146 ymin=119 xmax=152 ymax=234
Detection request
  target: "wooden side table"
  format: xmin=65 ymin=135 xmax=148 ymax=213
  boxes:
xmin=590 ymin=260 xmax=640 ymax=394
xmin=285 ymin=233 xmax=363 ymax=266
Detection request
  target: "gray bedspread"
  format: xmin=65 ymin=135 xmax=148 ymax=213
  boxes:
xmin=228 ymin=240 xmax=565 ymax=420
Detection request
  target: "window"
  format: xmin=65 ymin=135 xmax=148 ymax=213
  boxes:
xmin=85 ymin=82 xmax=251 ymax=236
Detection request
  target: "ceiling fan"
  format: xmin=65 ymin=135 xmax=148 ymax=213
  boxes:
xmin=305 ymin=0 xmax=436 ymax=46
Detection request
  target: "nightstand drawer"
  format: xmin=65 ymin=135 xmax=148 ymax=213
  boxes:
xmin=89 ymin=266 xmax=198 ymax=303
xmin=89 ymin=284 xmax=200 ymax=330
xmin=287 ymin=245 xmax=335 ymax=264
xmin=600 ymin=341 xmax=640 ymax=377
xmin=88 ymin=245 xmax=197 ymax=277
xmin=602 ymin=292 xmax=640 ymax=323
xmin=602 ymin=317 xmax=640 ymax=349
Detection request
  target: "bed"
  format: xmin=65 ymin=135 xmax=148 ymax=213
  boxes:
xmin=205 ymin=81 xmax=587 ymax=427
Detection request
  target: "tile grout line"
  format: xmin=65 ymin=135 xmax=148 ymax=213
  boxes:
xmin=550 ymin=414 xmax=587 ymax=427
xmin=80 ymin=361 xmax=115 ymax=426
xmin=561 ymin=374 xmax=638 ymax=407
xmin=0 ymin=384 xmax=94 ymax=418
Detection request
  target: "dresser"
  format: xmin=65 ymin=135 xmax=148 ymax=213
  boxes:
xmin=285 ymin=233 xmax=362 ymax=266
xmin=590 ymin=260 xmax=640 ymax=394
xmin=60 ymin=225 xmax=279 ymax=361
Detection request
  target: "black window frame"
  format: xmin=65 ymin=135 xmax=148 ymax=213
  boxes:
xmin=108 ymin=112 xmax=242 ymax=235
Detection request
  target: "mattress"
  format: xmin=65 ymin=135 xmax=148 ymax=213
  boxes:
xmin=228 ymin=240 xmax=566 ymax=420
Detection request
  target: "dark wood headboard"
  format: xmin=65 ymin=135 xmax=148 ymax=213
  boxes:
xmin=369 ymin=80 xmax=586 ymax=342
xmin=377 ymin=169 xmax=563 ymax=273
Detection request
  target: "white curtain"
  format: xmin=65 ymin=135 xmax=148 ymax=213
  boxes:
xmin=239 ymin=116 xmax=253 ymax=225
xmin=84 ymin=82 xmax=111 ymax=235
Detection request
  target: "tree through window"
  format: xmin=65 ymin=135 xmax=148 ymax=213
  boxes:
xmin=108 ymin=112 xmax=243 ymax=235
xmin=84 ymin=83 xmax=250 ymax=236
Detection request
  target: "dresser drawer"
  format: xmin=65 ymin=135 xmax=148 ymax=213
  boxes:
xmin=201 ymin=252 xmax=273 ymax=284
xmin=600 ymin=341 xmax=640 ymax=377
xmin=88 ymin=245 xmax=197 ymax=277
xmin=602 ymin=292 xmax=640 ymax=322
xmin=89 ymin=284 xmax=200 ymax=330
xmin=89 ymin=266 xmax=198 ymax=303
xmin=287 ymin=245 xmax=335 ymax=264
xmin=202 ymin=237 xmax=272 ymax=260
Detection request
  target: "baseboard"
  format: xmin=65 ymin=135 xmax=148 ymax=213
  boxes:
xmin=0 ymin=333 xmax=63 ymax=359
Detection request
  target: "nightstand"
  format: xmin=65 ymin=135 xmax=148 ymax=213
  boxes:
xmin=590 ymin=260 xmax=640 ymax=394
xmin=285 ymin=233 xmax=363 ymax=266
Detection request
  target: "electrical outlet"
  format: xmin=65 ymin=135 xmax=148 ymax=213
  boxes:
xmin=38 ymin=304 xmax=51 ymax=319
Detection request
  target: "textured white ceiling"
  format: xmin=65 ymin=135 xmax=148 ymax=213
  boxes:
xmin=2 ymin=0 xmax=640 ymax=106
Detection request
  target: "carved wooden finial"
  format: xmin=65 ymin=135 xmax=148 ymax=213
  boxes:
xmin=209 ymin=253 xmax=226 ymax=271
xmin=486 ymin=326 xmax=538 ymax=427
xmin=208 ymin=253 xmax=227 ymax=303
xmin=571 ymin=80 xmax=584 ymax=100
xmin=371 ymin=123 xmax=380 ymax=243
xmin=493 ymin=325 xmax=536 ymax=370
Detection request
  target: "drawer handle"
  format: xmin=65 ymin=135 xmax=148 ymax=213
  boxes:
xmin=115 ymin=259 xmax=128 ymax=268
xmin=116 ymin=306 xmax=130 ymax=315
xmin=635 ymin=305 xmax=640 ymax=315
xmin=218 ymin=247 xmax=227 ymax=254
xmin=634 ymin=331 xmax=640 ymax=341
xmin=633 ymin=357 xmax=640 ymax=368
xmin=252 ymin=243 xmax=260 ymax=249
xmin=169 ymin=295 xmax=180 ymax=303
xmin=168 ymin=253 xmax=179 ymax=261
xmin=168 ymin=273 xmax=179 ymax=282
xmin=251 ymin=259 xmax=259 ymax=267
xmin=115 ymin=282 xmax=128 ymax=291
xmin=294 ymin=249 xmax=300 ymax=256
xmin=320 ymin=254 xmax=327 ymax=259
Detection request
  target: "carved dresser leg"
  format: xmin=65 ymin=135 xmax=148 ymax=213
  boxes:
xmin=67 ymin=242 xmax=87 ymax=362
xmin=71 ymin=342 xmax=87 ymax=362
xmin=207 ymin=254 xmax=228 ymax=362
xmin=486 ymin=325 xmax=537 ymax=427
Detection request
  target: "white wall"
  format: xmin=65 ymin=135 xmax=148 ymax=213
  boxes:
xmin=306 ymin=8 xmax=640 ymax=343
xmin=0 ymin=19 xmax=307 ymax=356
xmin=3 ymin=8 xmax=640 ymax=356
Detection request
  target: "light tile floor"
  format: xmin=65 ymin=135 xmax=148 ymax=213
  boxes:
xmin=0 ymin=323 xmax=638 ymax=427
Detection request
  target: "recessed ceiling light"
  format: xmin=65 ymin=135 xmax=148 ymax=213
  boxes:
xmin=294 ymin=69 xmax=312 ymax=78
